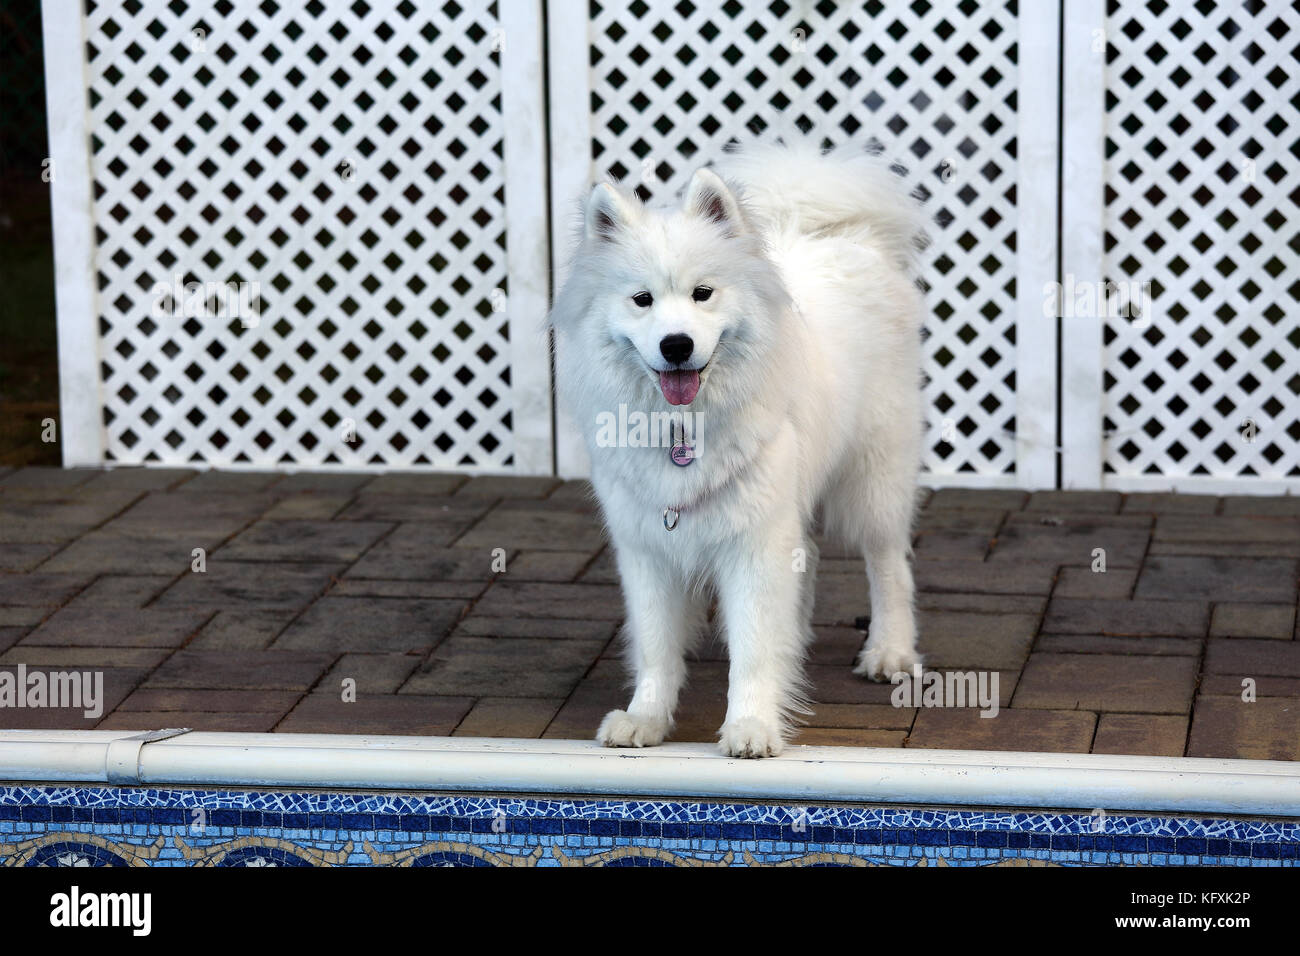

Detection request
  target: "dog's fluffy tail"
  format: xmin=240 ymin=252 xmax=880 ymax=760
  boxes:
xmin=714 ymin=140 xmax=927 ymax=272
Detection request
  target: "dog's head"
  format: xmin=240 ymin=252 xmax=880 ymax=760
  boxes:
xmin=551 ymin=168 xmax=789 ymax=411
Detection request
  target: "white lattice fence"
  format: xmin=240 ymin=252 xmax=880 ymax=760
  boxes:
xmin=44 ymin=0 xmax=551 ymax=472
xmin=1063 ymin=0 xmax=1300 ymax=492
xmin=45 ymin=0 xmax=1295 ymax=490
xmin=548 ymin=0 xmax=1061 ymax=486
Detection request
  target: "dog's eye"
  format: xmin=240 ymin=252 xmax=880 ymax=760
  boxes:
xmin=692 ymin=286 xmax=713 ymax=302
xmin=632 ymin=291 xmax=653 ymax=308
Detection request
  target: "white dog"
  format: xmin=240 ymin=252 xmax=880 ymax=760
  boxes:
xmin=550 ymin=141 xmax=926 ymax=758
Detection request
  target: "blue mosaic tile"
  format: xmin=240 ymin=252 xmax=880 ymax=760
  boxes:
xmin=25 ymin=841 xmax=130 ymax=868
xmin=0 ymin=784 xmax=1295 ymax=867
xmin=219 ymin=846 xmax=311 ymax=867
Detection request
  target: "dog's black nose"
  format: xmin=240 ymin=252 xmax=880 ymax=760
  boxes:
xmin=659 ymin=334 xmax=694 ymax=365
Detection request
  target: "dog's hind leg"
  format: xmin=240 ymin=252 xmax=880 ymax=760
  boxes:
xmin=854 ymin=537 xmax=920 ymax=680
xmin=597 ymin=545 xmax=704 ymax=748
xmin=826 ymin=452 xmax=922 ymax=682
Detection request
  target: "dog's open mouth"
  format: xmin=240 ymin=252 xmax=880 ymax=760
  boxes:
xmin=658 ymin=369 xmax=700 ymax=406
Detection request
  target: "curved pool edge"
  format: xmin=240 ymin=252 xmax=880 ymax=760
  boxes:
xmin=2 ymin=729 xmax=1298 ymax=818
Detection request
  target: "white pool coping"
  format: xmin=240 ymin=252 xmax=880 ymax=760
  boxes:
xmin=1 ymin=729 xmax=1298 ymax=817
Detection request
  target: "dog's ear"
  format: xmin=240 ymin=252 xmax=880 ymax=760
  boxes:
xmin=684 ymin=168 xmax=745 ymax=236
xmin=585 ymin=182 xmax=636 ymax=243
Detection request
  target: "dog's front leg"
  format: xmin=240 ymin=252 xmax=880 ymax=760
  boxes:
xmin=715 ymin=513 xmax=808 ymax=758
xmin=597 ymin=545 xmax=699 ymax=749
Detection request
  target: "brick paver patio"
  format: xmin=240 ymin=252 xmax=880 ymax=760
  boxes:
xmin=1 ymin=466 xmax=1298 ymax=760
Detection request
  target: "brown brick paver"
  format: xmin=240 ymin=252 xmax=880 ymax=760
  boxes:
xmin=1210 ymin=603 xmax=1297 ymax=640
xmin=1051 ymin=567 xmax=1138 ymax=599
xmin=1042 ymin=598 xmax=1209 ymax=637
xmin=1034 ymin=634 xmax=1199 ymax=656
xmin=1187 ymin=699 xmax=1300 ymax=761
xmin=144 ymin=650 xmax=336 ymax=691
xmin=469 ymin=581 xmax=624 ymax=619
xmin=1135 ymin=556 xmax=1298 ymax=603
xmin=1120 ymin=493 xmax=1219 ymax=515
xmin=913 ymin=558 xmax=1058 ymax=595
xmin=39 ymin=532 xmax=215 ymax=576
xmin=915 ymin=610 xmax=1039 ymax=669
xmin=927 ymin=488 xmax=1028 ymax=510
xmin=155 ymin=562 xmax=346 ymax=610
xmin=1024 ymin=490 xmax=1122 ymax=513
xmin=0 ymin=573 xmax=92 ymax=607
xmin=988 ymin=523 xmax=1150 ymax=568
xmin=795 ymin=728 xmax=909 ymax=747
xmin=1204 ymin=639 xmax=1300 ymax=678
xmin=334 ymin=496 xmax=489 ymax=535
xmin=344 ymin=530 xmax=502 ymax=580
xmin=452 ymin=507 xmax=606 ymax=552
xmin=0 ymin=466 xmax=1297 ymax=761
xmin=277 ymin=695 xmax=474 ymax=735
xmin=1013 ymin=654 xmax=1198 ymax=714
xmin=218 ymin=519 xmax=392 ymax=563
xmin=312 ymin=653 xmax=422 ymax=695
xmin=99 ymin=712 xmax=283 ymax=733
xmin=402 ymin=636 xmax=607 ymax=698
xmin=907 ymin=709 xmax=1097 ymax=753
xmin=273 ymin=596 xmax=467 ymax=653
xmin=1092 ymin=714 xmax=1189 ymax=757
xmin=454 ymin=697 xmax=565 ymax=737
xmin=1199 ymin=674 xmax=1300 ymax=698
xmin=117 ymin=688 xmax=302 ymax=714
xmin=22 ymin=606 xmax=209 ymax=648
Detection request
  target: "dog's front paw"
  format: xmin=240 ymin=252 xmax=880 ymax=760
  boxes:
xmin=853 ymin=641 xmax=921 ymax=682
xmin=597 ymin=709 xmax=667 ymax=748
xmin=718 ymin=717 xmax=785 ymax=759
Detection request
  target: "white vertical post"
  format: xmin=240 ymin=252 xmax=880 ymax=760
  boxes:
xmin=1014 ymin=2 xmax=1061 ymax=489
xmin=42 ymin=0 xmax=103 ymax=467
xmin=1060 ymin=0 xmax=1107 ymax=489
xmin=500 ymin=0 xmax=553 ymax=475
xmin=546 ymin=0 xmax=593 ymax=479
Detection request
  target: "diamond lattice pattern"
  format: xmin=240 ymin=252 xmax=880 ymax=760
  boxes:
xmin=85 ymin=0 xmax=515 ymax=468
xmin=587 ymin=0 xmax=1022 ymax=475
xmin=1102 ymin=0 xmax=1300 ymax=479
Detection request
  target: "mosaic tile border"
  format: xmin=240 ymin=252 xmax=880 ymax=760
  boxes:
xmin=0 ymin=786 xmax=1296 ymax=867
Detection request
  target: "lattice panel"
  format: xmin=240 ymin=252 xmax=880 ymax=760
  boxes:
xmin=84 ymin=0 xmax=516 ymax=468
xmin=587 ymin=0 xmax=1022 ymax=476
xmin=1101 ymin=0 xmax=1300 ymax=479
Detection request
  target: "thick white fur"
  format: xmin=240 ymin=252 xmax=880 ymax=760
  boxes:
xmin=549 ymin=141 xmax=926 ymax=758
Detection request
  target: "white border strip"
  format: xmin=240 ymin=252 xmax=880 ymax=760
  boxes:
xmin=1013 ymin=0 xmax=1061 ymax=490
xmin=500 ymin=0 xmax=554 ymax=475
xmin=1059 ymin=0 xmax=1106 ymax=490
xmin=42 ymin=0 xmax=104 ymax=467
xmin=1 ymin=731 xmax=1297 ymax=817
xmin=545 ymin=0 xmax=594 ymax=480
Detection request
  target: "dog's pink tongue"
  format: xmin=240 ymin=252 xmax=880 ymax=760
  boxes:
xmin=659 ymin=370 xmax=700 ymax=406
